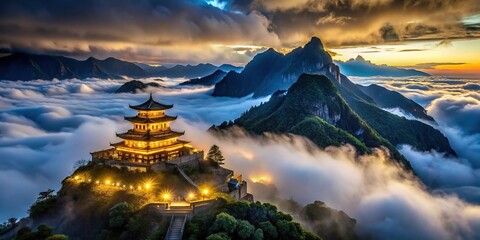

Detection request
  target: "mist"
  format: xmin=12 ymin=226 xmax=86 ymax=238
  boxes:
xmin=178 ymin=122 xmax=480 ymax=240
xmin=1 ymin=76 xmax=479 ymax=239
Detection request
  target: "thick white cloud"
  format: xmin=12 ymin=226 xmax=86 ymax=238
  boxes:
xmin=0 ymin=76 xmax=479 ymax=240
xmin=178 ymin=122 xmax=480 ymax=240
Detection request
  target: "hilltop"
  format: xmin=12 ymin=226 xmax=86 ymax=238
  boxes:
xmin=0 ymin=161 xmax=357 ymax=240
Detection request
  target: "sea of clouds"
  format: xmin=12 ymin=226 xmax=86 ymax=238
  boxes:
xmin=0 ymin=76 xmax=479 ymax=239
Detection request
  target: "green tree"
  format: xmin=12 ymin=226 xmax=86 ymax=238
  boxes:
xmin=36 ymin=225 xmax=53 ymax=239
xmin=29 ymin=190 xmax=57 ymax=218
xmin=46 ymin=234 xmax=69 ymax=240
xmin=276 ymin=220 xmax=304 ymax=240
xmin=252 ymin=229 xmax=264 ymax=240
xmin=15 ymin=227 xmax=32 ymax=240
xmin=120 ymin=213 xmax=149 ymax=240
xmin=210 ymin=212 xmax=237 ymax=234
xmin=38 ymin=189 xmax=55 ymax=201
xmin=258 ymin=221 xmax=277 ymax=239
xmin=304 ymin=231 xmax=322 ymax=240
xmin=206 ymin=232 xmax=230 ymax=240
xmin=109 ymin=202 xmax=134 ymax=228
xmin=236 ymin=220 xmax=254 ymax=239
xmin=206 ymin=145 xmax=225 ymax=166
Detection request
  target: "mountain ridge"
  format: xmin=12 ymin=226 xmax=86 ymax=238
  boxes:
xmin=213 ymin=74 xmax=413 ymax=168
xmin=335 ymin=55 xmax=430 ymax=77
xmin=0 ymin=52 xmax=148 ymax=80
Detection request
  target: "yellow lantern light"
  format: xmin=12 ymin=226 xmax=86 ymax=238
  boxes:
xmin=163 ymin=193 xmax=170 ymax=202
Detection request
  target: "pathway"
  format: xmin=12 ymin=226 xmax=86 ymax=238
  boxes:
xmin=165 ymin=214 xmax=188 ymax=240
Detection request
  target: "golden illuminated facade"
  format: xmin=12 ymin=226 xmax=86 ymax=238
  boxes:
xmin=91 ymin=94 xmax=198 ymax=166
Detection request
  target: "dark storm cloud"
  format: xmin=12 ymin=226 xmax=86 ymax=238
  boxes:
xmin=241 ymin=0 xmax=480 ymax=47
xmin=0 ymin=0 xmax=479 ymax=62
xmin=0 ymin=0 xmax=279 ymax=63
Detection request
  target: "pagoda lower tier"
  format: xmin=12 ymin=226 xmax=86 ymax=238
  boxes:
xmin=91 ymin=141 xmax=197 ymax=165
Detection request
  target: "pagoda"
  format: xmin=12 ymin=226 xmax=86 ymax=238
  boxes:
xmin=91 ymin=94 xmax=201 ymax=170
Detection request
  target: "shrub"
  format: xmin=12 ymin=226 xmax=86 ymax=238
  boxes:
xmin=29 ymin=195 xmax=57 ymax=218
xmin=206 ymin=232 xmax=230 ymax=240
xmin=236 ymin=220 xmax=254 ymax=239
xmin=46 ymin=234 xmax=69 ymax=240
xmin=210 ymin=212 xmax=237 ymax=234
xmin=252 ymin=228 xmax=264 ymax=240
xmin=276 ymin=220 xmax=304 ymax=240
xmin=258 ymin=221 xmax=277 ymax=239
xmin=109 ymin=202 xmax=134 ymax=228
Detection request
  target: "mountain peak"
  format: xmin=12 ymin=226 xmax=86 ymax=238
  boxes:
xmin=265 ymin=47 xmax=277 ymax=53
xmin=305 ymin=36 xmax=324 ymax=50
xmin=355 ymin=55 xmax=365 ymax=61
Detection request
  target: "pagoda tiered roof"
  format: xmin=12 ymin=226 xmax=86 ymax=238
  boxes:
xmin=124 ymin=115 xmax=177 ymax=123
xmin=129 ymin=93 xmax=173 ymax=111
xmin=116 ymin=129 xmax=184 ymax=141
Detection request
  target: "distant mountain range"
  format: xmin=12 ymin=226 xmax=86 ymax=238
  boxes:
xmin=0 ymin=50 xmax=428 ymax=81
xmin=0 ymin=52 xmax=148 ymax=80
xmin=0 ymin=52 xmax=242 ymax=81
xmin=136 ymin=63 xmax=242 ymax=79
xmin=335 ymin=55 xmax=430 ymax=77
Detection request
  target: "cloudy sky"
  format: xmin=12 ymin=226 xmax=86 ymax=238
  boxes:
xmin=1 ymin=0 xmax=479 ymax=77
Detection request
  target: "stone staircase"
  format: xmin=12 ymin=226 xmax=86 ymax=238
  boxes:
xmin=165 ymin=214 xmax=188 ymax=240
